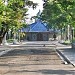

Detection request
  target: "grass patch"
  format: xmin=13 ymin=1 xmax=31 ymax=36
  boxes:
xmin=72 ymin=38 xmax=75 ymax=43
xmin=63 ymin=40 xmax=71 ymax=45
xmin=7 ymin=39 xmax=18 ymax=43
xmin=7 ymin=39 xmax=14 ymax=43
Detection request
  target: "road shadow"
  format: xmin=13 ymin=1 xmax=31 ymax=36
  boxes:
xmin=6 ymin=69 xmax=75 ymax=75
xmin=1 ymin=48 xmax=56 ymax=57
xmin=57 ymin=48 xmax=75 ymax=53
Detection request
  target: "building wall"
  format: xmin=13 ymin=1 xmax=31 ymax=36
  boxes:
xmin=49 ymin=33 xmax=58 ymax=40
xmin=23 ymin=32 xmax=58 ymax=41
xmin=26 ymin=33 xmax=32 ymax=41
xmin=49 ymin=33 xmax=53 ymax=40
xmin=31 ymin=33 xmax=37 ymax=41
xmin=25 ymin=32 xmax=59 ymax=41
xmin=26 ymin=32 xmax=49 ymax=41
xmin=43 ymin=33 xmax=48 ymax=41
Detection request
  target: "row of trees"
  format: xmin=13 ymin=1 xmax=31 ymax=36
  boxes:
xmin=0 ymin=0 xmax=37 ymax=44
xmin=41 ymin=0 xmax=75 ymax=40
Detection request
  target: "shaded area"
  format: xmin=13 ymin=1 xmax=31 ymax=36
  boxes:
xmin=6 ymin=69 xmax=75 ymax=74
xmin=0 ymin=47 xmax=74 ymax=75
xmin=1 ymin=48 xmax=56 ymax=57
xmin=58 ymin=48 xmax=75 ymax=52
xmin=0 ymin=48 xmax=62 ymax=66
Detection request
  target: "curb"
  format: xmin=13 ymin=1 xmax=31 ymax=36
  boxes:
xmin=56 ymin=49 xmax=75 ymax=67
xmin=0 ymin=49 xmax=13 ymax=56
xmin=56 ymin=49 xmax=70 ymax=64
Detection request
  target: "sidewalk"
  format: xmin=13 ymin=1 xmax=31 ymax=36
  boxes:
xmin=57 ymin=44 xmax=75 ymax=67
xmin=0 ymin=41 xmax=75 ymax=67
xmin=0 ymin=43 xmax=75 ymax=75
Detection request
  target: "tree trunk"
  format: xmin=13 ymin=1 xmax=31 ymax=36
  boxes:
xmin=0 ymin=30 xmax=8 ymax=45
xmin=61 ymin=28 xmax=63 ymax=40
xmin=0 ymin=22 xmax=8 ymax=45
xmin=67 ymin=25 xmax=70 ymax=41
xmin=0 ymin=36 xmax=3 ymax=45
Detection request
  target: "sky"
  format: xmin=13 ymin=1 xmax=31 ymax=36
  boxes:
xmin=26 ymin=0 xmax=43 ymax=23
xmin=5 ymin=0 xmax=43 ymax=24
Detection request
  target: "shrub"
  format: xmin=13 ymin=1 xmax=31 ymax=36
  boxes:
xmin=63 ymin=40 xmax=71 ymax=45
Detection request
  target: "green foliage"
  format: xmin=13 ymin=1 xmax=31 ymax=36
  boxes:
xmin=63 ymin=40 xmax=71 ymax=45
xmin=0 ymin=0 xmax=37 ymax=36
xmin=7 ymin=39 xmax=14 ymax=43
xmin=41 ymin=0 xmax=75 ymax=29
xmin=72 ymin=38 xmax=75 ymax=43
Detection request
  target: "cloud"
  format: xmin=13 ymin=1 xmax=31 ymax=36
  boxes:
xmin=26 ymin=0 xmax=43 ymax=23
xmin=27 ymin=0 xmax=43 ymax=17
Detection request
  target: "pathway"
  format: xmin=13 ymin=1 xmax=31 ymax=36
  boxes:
xmin=57 ymin=48 xmax=75 ymax=67
xmin=0 ymin=46 xmax=75 ymax=75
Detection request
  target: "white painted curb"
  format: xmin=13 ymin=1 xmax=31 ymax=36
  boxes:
xmin=0 ymin=49 xmax=13 ymax=56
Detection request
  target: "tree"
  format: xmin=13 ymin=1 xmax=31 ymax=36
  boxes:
xmin=41 ymin=0 xmax=75 ymax=40
xmin=0 ymin=0 xmax=37 ymax=44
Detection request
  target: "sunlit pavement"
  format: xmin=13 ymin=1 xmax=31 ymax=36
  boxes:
xmin=0 ymin=48 xmax=75 ymax=75
xmin=0 ymin=41 xmax=75 ymax=75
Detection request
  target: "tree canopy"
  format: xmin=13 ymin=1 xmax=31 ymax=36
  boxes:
xmin=41 ymin=0 xmax=75 ymax=29
xmin=0 ymin=0 xmax=37 ymax=44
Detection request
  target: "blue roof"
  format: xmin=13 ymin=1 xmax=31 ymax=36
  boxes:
xmin=29 ymin=19 xmax=48 ymax=32
xmin=21 ymin=19 xmax=48 ymax=32
xmin=20 ymin=27 xmax=30 ymax=32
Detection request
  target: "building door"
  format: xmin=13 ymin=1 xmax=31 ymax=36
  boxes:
xmin=37 ymin=33 xmax=43 ymax=41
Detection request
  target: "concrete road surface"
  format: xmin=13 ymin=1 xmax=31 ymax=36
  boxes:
xmin=0 ymin=47 xmax=75 ymax=75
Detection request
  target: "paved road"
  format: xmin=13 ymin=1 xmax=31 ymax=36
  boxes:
xmin=57 ymin=48 xmax=75 ymax=67
xmin=0 ymin=46 xmax=75 ymax=75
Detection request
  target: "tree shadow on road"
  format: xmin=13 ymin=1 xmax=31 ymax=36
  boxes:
xmin=6 ymin=69 xmax=75 ymax=75
xmin=37 ymin=69 xmax=75 ymax=74
xmin=1 ymin=48 xmax=56 ymax=57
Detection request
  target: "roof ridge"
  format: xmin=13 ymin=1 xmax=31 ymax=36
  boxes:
xmin=30 ymin=20 xmax=47 ymax=32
